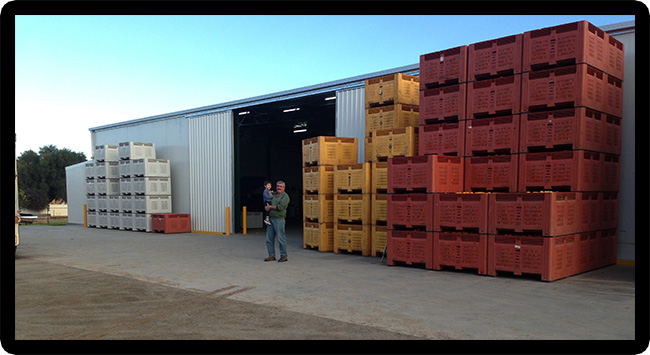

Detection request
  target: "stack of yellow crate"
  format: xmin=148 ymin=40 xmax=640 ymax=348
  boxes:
xmin=333 ymin=162 xmax=372 ymax=255
xmin=302 ymin=136 xmax=358 ymax=252
xmin=364 ymin=73 xmax=421 ymax=256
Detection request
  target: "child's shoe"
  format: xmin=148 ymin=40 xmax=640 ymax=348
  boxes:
xmin=264 ymin=217 xmax=271 ymax=226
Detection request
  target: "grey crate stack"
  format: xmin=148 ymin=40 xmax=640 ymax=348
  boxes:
xmin=85 ymin=142 xmax=172 ymax=232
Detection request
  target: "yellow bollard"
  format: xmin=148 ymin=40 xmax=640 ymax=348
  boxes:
xmin=243 ymin=206 xmax=247 ymax=235
xmin=226 ymin=206 xmax=230 ymax=236
xmin=84 ymin=204 xmax=87 ymax=227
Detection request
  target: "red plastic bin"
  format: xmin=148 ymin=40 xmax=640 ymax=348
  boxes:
xmin=388 ymin=155 xmax=464 ymax=193
xmin=468 ymin=34 xmax=523 ymax=80
xmin=418 ymin=121 xmax=467 ymax=157
xmin=523 ymin=20 xmax=625 ymax=80
xmin=598 ymin=228 xmax=618 ymax=268
xmin=487 ymin=234 xmax=579 ymax=281
xmin=467 ymin=74 xmax=522 ymax=118
xmin=464 ymin=154 xmax=519 ymax=192
xmin=386 ymin=230 xmax=433 ymax=269
xmin=386 ymin=193 xmax=434 ymax=230
xmin=603 ymin=154 xmax=621 ymax=191
xmin=419 ymin=45 xmax=468 ymax=89
xmin=600 ymin=192 xmax=619 ymax=230
xmin=151 ymin=213 xmax=191 ymax=234
xmin=519 ymin=107 xmax=622 ymax=155
xmin=521 ymin=64 xmax=623 ymax=117
xmin=433 ymin=232 xmax=488 ymax=275
xmin=419 ymin=83 xmax=467 ymax=124
xmin=465 ymin=115 xmax=520 ymax=156
xmin=518 ymin=150 xmax=604 ymax=192
xmin=433 ymin=193 xmax=489 ymax=233
xmin=488 ymin=192 xmax=581 ymax=236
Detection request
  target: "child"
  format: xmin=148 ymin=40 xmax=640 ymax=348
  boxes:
xmin=262 ymin=180 xmax=274 ymax=226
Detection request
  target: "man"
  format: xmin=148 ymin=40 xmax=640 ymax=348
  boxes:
xmin=264 ymin=181 xmax=290 ymax=262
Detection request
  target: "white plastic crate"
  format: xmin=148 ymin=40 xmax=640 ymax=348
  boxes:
xmin=119 ymin=142 xmax=156 ymax=160
xmin=85 ymin=161 xmax=96 ymax=179
xmin=132 ymin=158 xmax=170 ymax=177
xmin=86 ymin=195 xmax=97 ymax=211
xmin=97 ymin=212 xmax=108 ymax=228
xmin=119 ymin=160 xmax=131 ymax=177
xmin=96 ymin=161 xmax=120 ymax=179
xmin=87 ymin=211 xmax=97 ymax=227
xmin=133 ymin=213 xmax=152 ymax=232
xmin=120 ymin=178 xmax=133 ymax=195
xmin=133 ymin=177 xmax=171 ymax=195
xmin=94 ymin=145 xmax=119 ymax=162
xmin=120 ymin=195 xmax=133 ymax=212
xmin=133 ymin=195 xmax=172 ymax=213
xmin=97 ymin=195 xmax=108 ymax=211
xmin=108 ymin=196 xmax=121 ymax=212
xmin=108 ymin=212 xmax=121 ymax=229
xmin=96 ymin=178 xmax=120 ymax=195
xmin=86 ymin=179 xmax=96 ymax=195
xmin=120 ymin=213 xmax=134 ymax=230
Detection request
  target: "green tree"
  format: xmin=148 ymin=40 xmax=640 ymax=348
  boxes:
xmin=17 ymin=145 xmax=86 ymax=211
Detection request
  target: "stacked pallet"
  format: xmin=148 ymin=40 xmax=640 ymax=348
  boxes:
xmin=302 ymin=136 xmax=357 ymax=252
xmin=488 ymin=20 xmax=623 ymax=280
xmin=364 ymin=73 xmax=420 ymax=256
xmin=383 ymin=20 xmax=623 ymax=281
xmin=86 ymin=142 xmax=174 ymax=232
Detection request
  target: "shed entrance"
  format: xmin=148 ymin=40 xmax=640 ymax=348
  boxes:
xmin=233 ymin=91 xmax=336 ymax=233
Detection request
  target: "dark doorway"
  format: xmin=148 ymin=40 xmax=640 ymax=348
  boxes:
xmin=233 ymin=92 xmax=336 ymax=233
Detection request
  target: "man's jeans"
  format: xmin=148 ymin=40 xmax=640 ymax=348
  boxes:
xmin=266 ymin=218 xmax=287 ymax=258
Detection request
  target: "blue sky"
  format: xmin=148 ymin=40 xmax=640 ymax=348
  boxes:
xmin=14 ymin=14 xmax=635 ymax=159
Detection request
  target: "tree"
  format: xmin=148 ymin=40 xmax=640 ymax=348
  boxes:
xmin=17 ymin=145 xmax=86 ymax=211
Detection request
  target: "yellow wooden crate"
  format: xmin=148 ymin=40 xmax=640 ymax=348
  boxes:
xmin=365 ymin=73 xmax=420 ymax=108
xmin=371 ymin=193 xmax=388 ymax=224
xmin=364 ymin=137 xmax=373 ymax=163
xmin=334 ymin=223 xmax=371 ymax=256
xmin=303 ymin=165 xmax=334 ymax=194
xmin=334 ymin=193 xmax=371 ymax=224
xmin=365 ymin=104 xmax=419 ymax=137
xmin=371 ymin=225 xmax=388 ymax=257
xmin=302 ymin=136 xmax=358 ymax=166
xmin=371 ymin=161 xmax=388 ymax=192
xmin=371 ymin=127 xmax=419 ymax=162
xmin=303 ymin=194 xmax=334 ymax=223
xmin=303 ymin=221 xmax=334 ymax=252
xmin=334 ymin=163 xmax=371 ymax=193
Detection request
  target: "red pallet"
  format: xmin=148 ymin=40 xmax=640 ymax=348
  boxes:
xmin=386 ymin=193 xmax=434 ymax=230
xmin=387 ymin=230 xmax=433 ymax=269
xmin=487 ymin=234 xmax=579 ymax=281
xmin=523 ymin=20 xmax=624 ymax=80
xmin=521 ymin=64 xmax=623 ymax=117
xmin=488 ymin=192 xmax=581 ymax=236
xmin=388 ymin=155 xmax=464 ymax=193
xmin=418 ymin=121 xmax=466 ymax=157
xmin=520 ymin=108 xmax=622 ymax=155
xmin=465 ymin=115 xmax=520 ymax=156
xmin=419 ymin=46 xmax=468 ymax=89
xmin=464 ymin=154 xmax=519 ymax=192
xmin=518 ymin=150 xmax=604 ymax=192
xmin=433 ymin=193 xmax=489 ymax=233
xmin=419 ymin=83 xmax=467 ymax=124
xmin=467 ymin=74 xmax=522 ymax=118
xmin=433 ymin=232 xmax=488 ymax=274
xmin=151 ymin=213 xmax=191 ymax=234
xmin=468 ymin=34 xmax=523 ymax=80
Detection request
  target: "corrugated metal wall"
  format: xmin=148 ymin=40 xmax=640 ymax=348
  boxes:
xmin=188 ymin=110 xmax=235 ymax=233
xmin=335 ymin=86 xmax=366 ymax=163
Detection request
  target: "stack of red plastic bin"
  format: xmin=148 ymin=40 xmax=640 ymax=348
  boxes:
xmin=487 ymin=21 xmax=624 ymax=280
xmin=386 ymin=20 xmax=623 ymax=281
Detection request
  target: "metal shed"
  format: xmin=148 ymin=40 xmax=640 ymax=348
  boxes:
xmin=68 ymin=20 xmax=636 ymax=263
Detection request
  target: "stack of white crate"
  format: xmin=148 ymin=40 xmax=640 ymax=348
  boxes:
xmin=87 ymin=145 xmax=121 ymax=228
xmin=86 ymin=142 xmax=172 ymax=232
xmin=118 ymin=142 xmax=172 ymax=232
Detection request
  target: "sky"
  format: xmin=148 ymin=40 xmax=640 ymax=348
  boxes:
xmin=13 ymin=13 xmax=636 ymax=160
